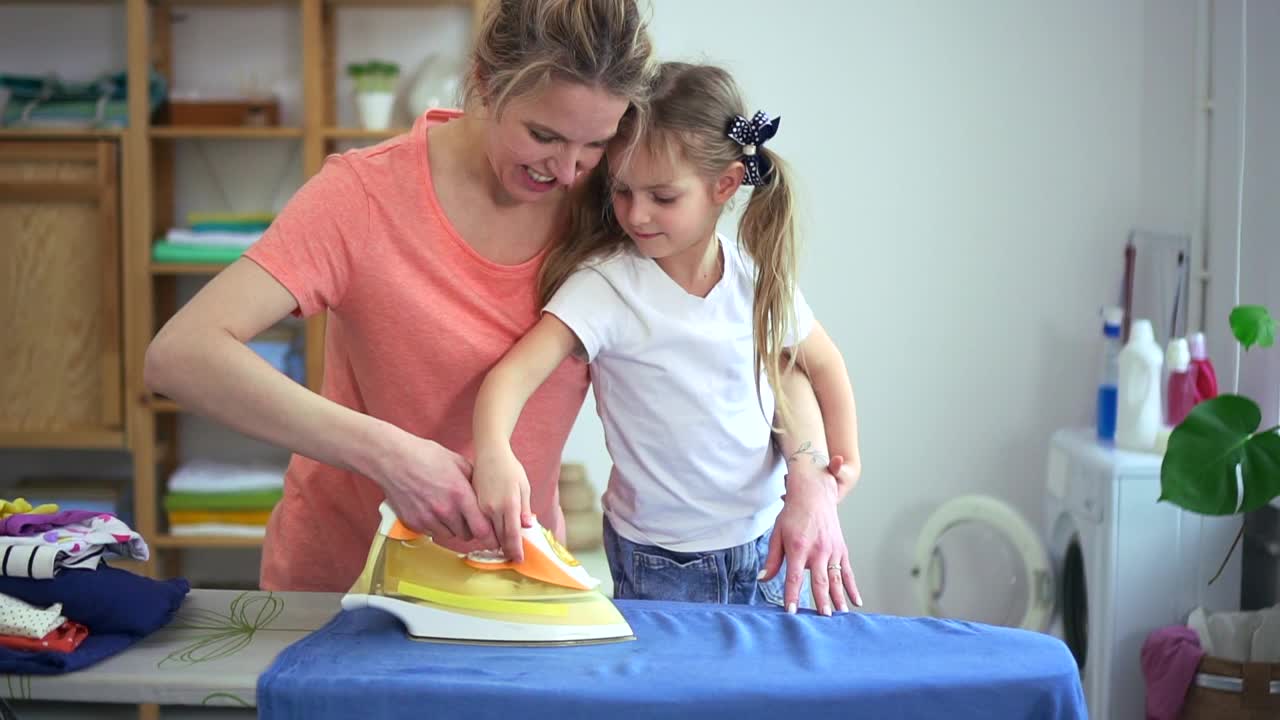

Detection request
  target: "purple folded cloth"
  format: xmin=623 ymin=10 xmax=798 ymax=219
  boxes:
xmin=1 ymin=510 xmax=111 ymax=537
xmin=1141 ymin=625 xmax=1205 ymax=720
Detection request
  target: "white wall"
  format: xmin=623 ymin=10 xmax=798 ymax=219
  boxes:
xmin=1 ymin=1 xmax=1209 ymax=617
xmin=1205 ymin=0 xmax=1280 ymax=426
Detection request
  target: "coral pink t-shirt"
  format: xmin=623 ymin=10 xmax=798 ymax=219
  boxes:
xmin=245 ymin=109 xmax=589 ymax=591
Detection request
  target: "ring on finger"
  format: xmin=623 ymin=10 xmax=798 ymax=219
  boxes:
xmin=827 ymin=564 xmax=842 ymax=572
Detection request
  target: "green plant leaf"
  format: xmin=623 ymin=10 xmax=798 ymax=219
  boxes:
xmin=1160 ymin=394 xmax=1280 ymax=514
xmin=1229 ymin=304 xmax=1275 ymax=350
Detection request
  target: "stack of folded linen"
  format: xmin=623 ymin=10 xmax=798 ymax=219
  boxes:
xmin=0 ymin=499 xmax=149 ymax=578
xmin=0 ymin=568 xmax=188 ymax=675
xmin=0 ymin=498 xmax=188 ymax=674
xmin=151 ymin=212 xmax=274 ymax=265
xmin=164 ymin=461 xmax=285 ymax=538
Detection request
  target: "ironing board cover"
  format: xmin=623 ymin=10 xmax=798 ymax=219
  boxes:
xmin=258 ymin=600 xmax=1086 ymax=720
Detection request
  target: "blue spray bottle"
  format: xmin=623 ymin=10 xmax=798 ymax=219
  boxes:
xmin=1097 ymin=307 xmax=1124 ymax=442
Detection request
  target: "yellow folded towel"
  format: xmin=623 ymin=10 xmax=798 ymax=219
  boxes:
xmin=0 ymin=498 xmax=58 ymax=518
xmin=167 ymin=509 xmax=272 ymax=526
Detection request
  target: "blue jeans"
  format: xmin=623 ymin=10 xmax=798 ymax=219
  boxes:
xmin=602 ymin=516 xmax=813 ymax=608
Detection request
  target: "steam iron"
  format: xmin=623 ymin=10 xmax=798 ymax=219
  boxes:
xmin=342 ymin=502 xmax=635 ymax=645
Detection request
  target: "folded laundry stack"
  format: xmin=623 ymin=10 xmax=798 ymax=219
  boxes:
xmin=164 ymin=460 xmax=285 ymax=538
xmin=0 ymin=498 xmax=189 ymax=674
xmin=151 ymin=212 xmax=273 ymax=266
xmin=559 ymin=463 xmax=602 ymax=552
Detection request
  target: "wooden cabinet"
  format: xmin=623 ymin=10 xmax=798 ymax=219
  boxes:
xmin=0 ymin=140 xmax=122 ymax=448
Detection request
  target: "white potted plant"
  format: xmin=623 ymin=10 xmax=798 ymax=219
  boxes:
xmin=348 ymin=60 xmax=399 ymax=131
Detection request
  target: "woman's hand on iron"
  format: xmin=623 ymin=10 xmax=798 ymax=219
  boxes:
xmin=471 ymin=448 xmax=533 ymax=563
xmin=378 ymin=434 xmax=495 ymax=553
xmin=760 ymin=463 xmax=862 ymax=615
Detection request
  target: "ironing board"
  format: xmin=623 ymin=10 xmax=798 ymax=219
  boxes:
xmin=258 ymin=600 xmax=1087 ymax=720
xmin=0 ymin=589 xmax=340 ymax=709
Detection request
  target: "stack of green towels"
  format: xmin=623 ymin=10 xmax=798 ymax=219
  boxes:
xmin=151 ymin=212 xmax=275 ymax=265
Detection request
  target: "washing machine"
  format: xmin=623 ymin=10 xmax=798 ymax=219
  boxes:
xmin=912 ymin=427 xmax=1240 ymax=720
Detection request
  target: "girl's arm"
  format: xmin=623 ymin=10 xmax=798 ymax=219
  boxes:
xmin=472 ymin=313 xmax=583 ymax=561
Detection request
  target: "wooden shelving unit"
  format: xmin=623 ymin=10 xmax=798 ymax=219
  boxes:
xmin=2 ymin=0 xmax=485 ymax=615
xmin=3 ymin=4 xmax=483 ymax=716
xmin=123 ymin=0 xmax=487 ymax=573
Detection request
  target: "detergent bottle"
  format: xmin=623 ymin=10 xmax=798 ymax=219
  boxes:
xmin=1116 ymin=319 xmax=1164 ymax=452
xmin=1096 ymin=306 xmax=1124 ymax=442
xmin=1188 ymin=332 xmax=1219 ymax=402
xmin=1165 ymin=337 xmax=1198 ymax=425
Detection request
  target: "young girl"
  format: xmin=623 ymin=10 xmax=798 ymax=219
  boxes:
xmin=472 ymin=63 xmax=862 ymax=614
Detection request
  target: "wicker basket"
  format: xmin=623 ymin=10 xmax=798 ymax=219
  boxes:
xmin=1180 ymin=656 xmax=1280 ymax=719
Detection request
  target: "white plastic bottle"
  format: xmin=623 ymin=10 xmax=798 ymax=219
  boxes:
xmin=1116 ymin=319 xmax=1165 ymax=452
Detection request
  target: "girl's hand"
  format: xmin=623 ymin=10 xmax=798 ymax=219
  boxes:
xmin=471 ymin=448 xmax=533 ymax=562
xmin=377 ymin=433 xmax=495 ymax=554
xmin=827 ymin=455 xmax=861 ymax=498
xmin=760 ymin=463 xmax=863 ymax=615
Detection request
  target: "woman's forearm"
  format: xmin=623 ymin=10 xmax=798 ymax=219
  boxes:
xmin=774 ymin=365 xmax=841 ymax=501
xmin=809 ymin=354 xmax=861 ymax=495
xmin=145 ymin=325 xmax=400 ymax=482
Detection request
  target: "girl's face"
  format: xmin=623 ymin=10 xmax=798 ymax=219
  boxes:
xmin=607 ymin=140 xmax=742 ymax=262
xmin=483 ymin=79 xmax=630 ymax=204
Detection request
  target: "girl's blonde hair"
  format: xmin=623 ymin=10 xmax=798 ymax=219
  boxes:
xmin=466 ymin=0 xmax=654 ymax=117
xmin=540 ymin=62 xmax=801 ymax=425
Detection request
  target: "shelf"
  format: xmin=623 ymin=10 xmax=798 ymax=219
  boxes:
xmin=154 ymin=0 xmax=295 ymax=5
xmin=323 ymin=127 xmax=407 ymax=141
xmin=0 ymin=128 xmax=124 ymax=140
xmin=149 ymin=126 xmax=303 ymax=140
xmin=152 ymin=534 xmax=264 ymax=549
xmin=0 ymin=430 xmax=126 ymax=449
xmin=326 ymin=0 xmax=472 ymax=6
xmin=150 ymin=262 xmax=230 ymax=275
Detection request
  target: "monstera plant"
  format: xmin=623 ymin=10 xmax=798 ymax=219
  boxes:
xmin=1160 ymin=304 xmax=1280 ymax=581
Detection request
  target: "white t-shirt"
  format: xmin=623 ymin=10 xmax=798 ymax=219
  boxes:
xmin=544 ymin=234 xmax=815 ymax=551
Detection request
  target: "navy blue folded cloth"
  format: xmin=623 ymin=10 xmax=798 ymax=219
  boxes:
xmin=0 ymin=565 xmax=188 ymax=636
xmin=0 ymin=564 xmax=189 ymax=675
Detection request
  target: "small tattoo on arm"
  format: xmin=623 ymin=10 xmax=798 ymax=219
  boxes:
xmin=787 ymin=441 xmax=829 ymax=467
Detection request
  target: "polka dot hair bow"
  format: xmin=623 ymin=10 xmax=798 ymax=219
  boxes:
xmin=726 ymin=111 xmax=781 ymax=186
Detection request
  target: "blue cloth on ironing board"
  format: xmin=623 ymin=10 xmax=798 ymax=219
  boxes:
xmin=0 ymin=633 xmax=134 ymax=675
xmin=258 ymin=600 xmax=1085 ymax=720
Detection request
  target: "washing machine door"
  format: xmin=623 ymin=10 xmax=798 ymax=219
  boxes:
xmin=913 ymin=495 xmax=1053 ymax=631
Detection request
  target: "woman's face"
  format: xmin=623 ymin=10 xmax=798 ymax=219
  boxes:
xmin=484 ymin=79 xmax=630 ymax=204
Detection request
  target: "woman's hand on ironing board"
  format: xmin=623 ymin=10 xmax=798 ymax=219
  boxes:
xmin=763 ymin=351 xmax=863 ymax=614
xmin=471 ymin=448 xmax=533 ymax=562
xmin=377 ymin=435 xmax=497 ymax=554
xmin=762 ymin=463 xmax=862 ymax=615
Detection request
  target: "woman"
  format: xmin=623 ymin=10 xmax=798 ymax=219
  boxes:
xmin=146 ymin=0 xmax=856 ymax=615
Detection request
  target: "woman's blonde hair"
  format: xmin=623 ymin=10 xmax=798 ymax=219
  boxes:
xmin=540 ymin=62 xmax=801 ymax=425
xmin=466 ymin=0 xmax=654 ymax=117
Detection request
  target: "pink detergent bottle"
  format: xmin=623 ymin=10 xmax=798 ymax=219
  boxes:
xmin=1165 ymin=338 xmax=1198 ymax=425
xmin=1188 ymin=332 xmax=1219 ymax=401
